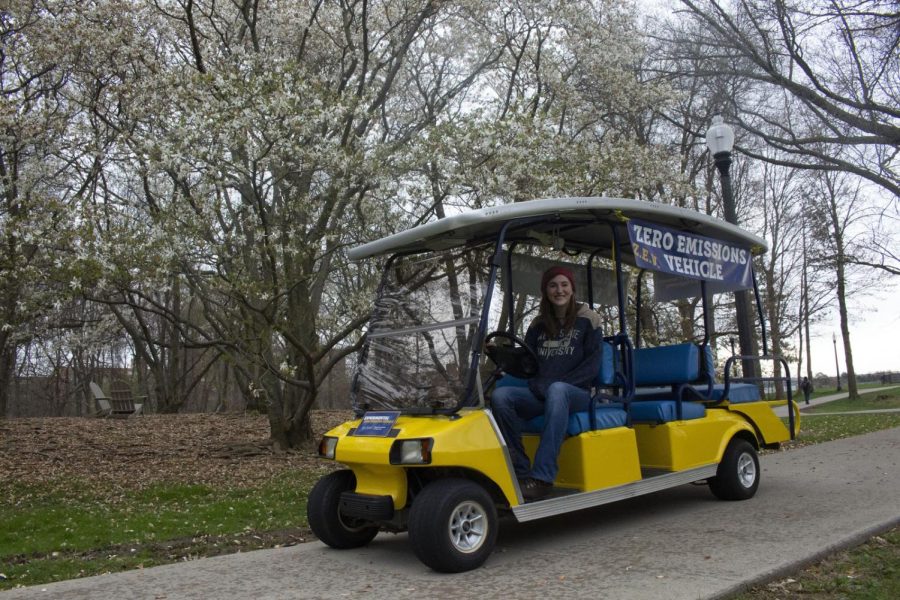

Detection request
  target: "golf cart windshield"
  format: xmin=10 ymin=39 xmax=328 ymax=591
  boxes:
xmin=347 ymin=197 xmax=774 ymax=418
xmin=353 ymin=245 xmax=494 ymax=413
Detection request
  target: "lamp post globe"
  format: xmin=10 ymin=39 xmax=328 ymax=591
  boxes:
xmin=706 ymin=115 xmax=735 ymax=154
xmin=706 ymin=115 xmax=737 ymax=223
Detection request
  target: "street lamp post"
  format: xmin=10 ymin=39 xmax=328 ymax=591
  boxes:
xmin=833 ymin=332 xmax=842 ymax=391
xmin=706 ymin=115 xmax=758 ymax=381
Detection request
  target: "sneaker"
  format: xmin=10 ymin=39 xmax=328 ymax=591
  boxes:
xmin=520 ymin=477 xmax=552 ymax=501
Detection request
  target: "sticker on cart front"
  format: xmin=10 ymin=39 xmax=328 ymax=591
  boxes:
xmin=355 ymin=411 xmax=400 ymax=436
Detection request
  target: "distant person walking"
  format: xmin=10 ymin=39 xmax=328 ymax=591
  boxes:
xmin=800 ymin=377 xmax=813 ymax=405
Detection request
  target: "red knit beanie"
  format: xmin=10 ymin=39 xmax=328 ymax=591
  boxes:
xmin=541 ymin=266 xmax=576 ymax=291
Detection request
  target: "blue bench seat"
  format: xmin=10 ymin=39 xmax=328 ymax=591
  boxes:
xmin=628 ymin=400 xmax=705 ymax=422
xmin=495 ymin=339 xmax=715 ymax=431
xmin=523 ymin=407 xmax=628 ymax=436
xmin=635 ymin=382 xmax=760 ymax=404
xmin=495 ymin=375 xmax=628 ymax=436
xmin=708 ymin=383 xmax=760 ymax=403
xmin=633 ymin=343 xmax=700 ymax=386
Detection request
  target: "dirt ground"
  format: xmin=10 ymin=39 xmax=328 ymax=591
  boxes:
xmin=0 ymin=411 xmax=354 ymax=491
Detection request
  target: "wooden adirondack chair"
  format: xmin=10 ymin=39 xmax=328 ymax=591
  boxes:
xmin=90 ymin=381 xmax=144 ymax=418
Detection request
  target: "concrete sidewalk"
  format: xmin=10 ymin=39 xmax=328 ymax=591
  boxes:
xmin=3 ymin=427 xmax=899 ymax=600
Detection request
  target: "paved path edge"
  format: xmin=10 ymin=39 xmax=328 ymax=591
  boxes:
xmin=710 ymin=514 xmax=900 ymax=599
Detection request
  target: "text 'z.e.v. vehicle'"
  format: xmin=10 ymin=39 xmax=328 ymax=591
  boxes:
xmin=308 ymin=197 xmax=799 ymax=572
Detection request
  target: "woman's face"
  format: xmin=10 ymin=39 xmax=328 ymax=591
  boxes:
xmin=545 ymin=274 xmax=573 ymax=308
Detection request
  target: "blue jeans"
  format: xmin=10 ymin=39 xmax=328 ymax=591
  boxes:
xmin=491 ymin=382 xmax=591 ymax=483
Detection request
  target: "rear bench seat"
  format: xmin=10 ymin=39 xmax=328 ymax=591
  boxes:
xmin=631 ymin=343 xmax=762 ymax=418
xmin=631 ymin=343 xmax=706 ymax=422
xmin=707 ymin=383 xmax=760 ymax=403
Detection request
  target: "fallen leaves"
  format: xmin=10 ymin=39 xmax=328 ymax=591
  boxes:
xmin=0 ymin=411 xmax=353 ymax=495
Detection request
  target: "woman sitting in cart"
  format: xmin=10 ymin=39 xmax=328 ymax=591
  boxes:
xmin=491 ymin=266 xmax=603 ymax=501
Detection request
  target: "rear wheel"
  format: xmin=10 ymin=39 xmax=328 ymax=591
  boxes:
xmin=408 ymin=478 xmax=498 ymax=573
xmin=307 ymin=470 xmax=378 ymax=548
xmin=709 ymin=438 xmax=760 ymax=501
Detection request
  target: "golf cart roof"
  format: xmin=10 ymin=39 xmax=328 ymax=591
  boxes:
xmin=348 ymin=197 xmax=767 ymax=261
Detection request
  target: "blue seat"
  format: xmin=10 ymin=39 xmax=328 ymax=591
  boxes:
xmin=495 ymin=348 xmax=628 ymax=436
xmin=628 ymin=343 xmax=707 ymax=422
xmin=523 ymin=406 xmax=628 ymax=436
xmin=628 ymin=400 xmax=706 ymax=422
xmin=638 ymin=382 xmax=760 ymax=405
xmin=633 ymin=343 xmax=700 ymax=386
xmin=595 ymin=340 xmax=620 ymax=387
xmin=709 ymin=383 xmax=760 ymax=403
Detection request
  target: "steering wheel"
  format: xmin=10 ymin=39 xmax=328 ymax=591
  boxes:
xmin=484 ymin=331 xmax=540 ymax=379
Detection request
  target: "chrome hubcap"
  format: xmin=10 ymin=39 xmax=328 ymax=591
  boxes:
xmin=449 ymin=501 xmax=487 ymax=553
xmin=737 ymin=452 xmax=757 ymax=488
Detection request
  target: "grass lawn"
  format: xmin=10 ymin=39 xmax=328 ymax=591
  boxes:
xmin=1 ymin=473 xmax=319 ymax=587
xmin=791 ymin=413 xmax=900 ymax=444
xmin=789 ymin=387 xmax=900 ymax=444
xmin=804 ymin=387 xmax=900 ymax=413
xmin=0 ymin=413 xmax=345 ymax=590
xmin=804 ymin=381 xmax=895 ymax=401
xmin=734 ymin=526 xmax=900 ymax=600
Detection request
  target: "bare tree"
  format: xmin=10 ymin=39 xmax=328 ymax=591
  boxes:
xmin=752 ymin=160 xmax=805 ymax=396
xmin=807 ymin=170 xmax=885 ymax=399
xmin=671 ymin=0 xmax=900 ymax=200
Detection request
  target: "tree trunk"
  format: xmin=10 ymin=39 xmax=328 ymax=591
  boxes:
xmin=834 ymin=260 xmax=858 ymax=400
xmin=266 ymin=374 xmax=317 ymax=451
xmin=796 ymin=282 xmax=804 ymax=389
xmin=0 ymin=344 xmax=13 ymax=418
xmin=676 ymin=299 xmax=695 ymax=341
xmin=827 ymin=194 xmax=859 ymax=400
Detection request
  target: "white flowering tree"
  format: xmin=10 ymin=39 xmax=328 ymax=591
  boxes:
xmin=72 ymin=0 xmax=519 ymax=447
xmin=0 ymin=2 xmax=96 ymax=417
xmin=5 ymin=1 xmax=685 ymax=439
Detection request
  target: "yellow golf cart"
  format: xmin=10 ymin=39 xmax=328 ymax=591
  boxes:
xmin=307 ymin=197 xmax=798 ymax=572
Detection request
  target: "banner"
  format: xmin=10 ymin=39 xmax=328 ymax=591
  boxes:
xmin=627 ymin=219 xmax=752 ymax=288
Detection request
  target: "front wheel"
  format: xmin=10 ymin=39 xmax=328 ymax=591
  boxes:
xmin=307 ymin=470 xmax=378 ymax=549
xmin=709 ymin=438 xmax=760 ymax=501
xmin=408 ymin=478 xmax=498 ymax=573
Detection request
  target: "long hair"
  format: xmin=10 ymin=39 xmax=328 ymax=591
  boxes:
xmin=537 ymin=294 xmax=578 ymax=339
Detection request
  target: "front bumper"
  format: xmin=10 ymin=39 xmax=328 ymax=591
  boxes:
xmin=339 ymin=491 xmax=395 ymax=521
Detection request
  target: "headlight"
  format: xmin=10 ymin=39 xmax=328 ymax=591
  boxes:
xmin=389 ymin=438 xmax=433 ymax=465
xmin=318 ymin=436 xmax=338 ymax=459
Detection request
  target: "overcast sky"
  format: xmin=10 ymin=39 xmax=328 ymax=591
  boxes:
xmin=805 ymin=296 xmax=900 ymax=378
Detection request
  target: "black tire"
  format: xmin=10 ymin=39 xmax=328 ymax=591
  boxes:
xmin=408 ymin=478 xmax=498 ymax=573
xmin=709 ymin=438 xmax=760 ymax=501
xmin=307 ymin=470 xmax=378 ymax=549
